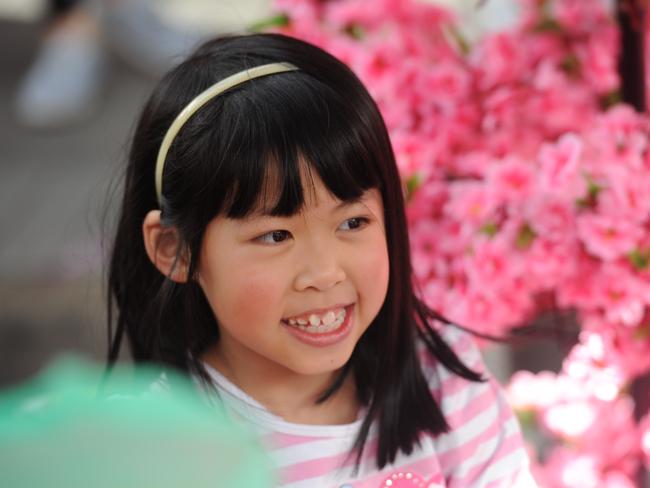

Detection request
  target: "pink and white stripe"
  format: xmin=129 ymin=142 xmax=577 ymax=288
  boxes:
xmin=203 ymin=325 xmax=537 ymax=487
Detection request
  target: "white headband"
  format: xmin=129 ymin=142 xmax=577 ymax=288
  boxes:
xmin=154 ymin=62 xmax=299 ymax=206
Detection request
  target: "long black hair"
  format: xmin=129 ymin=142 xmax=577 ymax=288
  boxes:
xmin=107 ymin=33 xmax=483 ymax=469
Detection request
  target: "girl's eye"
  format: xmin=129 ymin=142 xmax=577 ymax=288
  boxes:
xmin=339 ymin=217 xmax=370 ymax=231
xmin=255 ymin=230 xmax=292 ymax=245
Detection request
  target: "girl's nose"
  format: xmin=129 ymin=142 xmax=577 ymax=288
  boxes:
xmin=293 ymin=244 xmax=346 ymax=291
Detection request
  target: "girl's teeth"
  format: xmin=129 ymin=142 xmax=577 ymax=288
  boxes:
xmin=285 ymin=307 xmax=348 ymax=334
xmin=322 ymin=311 xmax=336 ymax=326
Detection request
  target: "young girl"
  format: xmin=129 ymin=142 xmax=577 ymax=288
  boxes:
xmin=107 ymin=33 xmax=537 ymax=487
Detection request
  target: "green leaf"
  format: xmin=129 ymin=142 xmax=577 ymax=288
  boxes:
xmin=515 ymin=223 xmax=537 ymax=249
xmin=343 ymin=23 xmax=365 ymax=40
xmin=628 ymin=248 xmax=650 ymax=270
xmin=515 ymin=409 xmax=537 ymax=429
xmin=444 ymin=25 xmax=470 ymax=56
xmin=634 ymin=324 xmax=650 ymax=340
xmin=533 ymin=16 xmax=562 ymax=33
xmin=404 ymin=173 xmax=422 ymax=201
xmin=479 ymin=221 xmax=499 ymax=238
xmin=600 ymin=90 xmax=622 ymax=110
xmin=576 ymin=176 xmax=602 ymax=209
xmin=559 ymin=53 xmax=581 ymax=77
xmin=249 ymin=13 xmax=290 ymax=33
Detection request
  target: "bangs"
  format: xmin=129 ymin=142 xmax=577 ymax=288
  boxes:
xmin=171 ymin=71 xmax=383 ymax=221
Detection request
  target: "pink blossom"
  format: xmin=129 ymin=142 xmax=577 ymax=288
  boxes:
xmin=450 ymin=151 xmax=492 ymax=179
xmin=576 ymin=25 xmax=620 ymax=94
xmin=441 ymin=286 xmax=529 ymax=333
xmin=543 ymin=400 xmax=597 ymax=439
xmin=538 ymin=133 xmax=583 ymax=194
xmin=419 ymin=60 xmax=471 ymax=102
xmin=431 ymin=219 xmax=475 ymax=256
xmin=540 ymin=448 xmax=601 ymax=488
xmin=463 ymin=237 xmax=523 ymax=293
xmin=577 ymin=213 xmax=644 ymax=261
xmin=552 ymin=0 xmax=611 ymax=35
xmin=487 ymin=157 xmax=536 ymax=204
xmin=472 ymin=32 xmax=527 ymax=90
xmin=525 ymin=238 xmax=578 ymax=290
xmin=590 ymin=263 xmax=646 ymax=326
xmin=563 ymin=332 xmax=626 ymax=401
xmin=406 ymin=179 xmax=448 ymax=223
xmin=597 ymin=167 xmax=650 ymax=222
xmin=391 ymin=132 xmax=439 ymax=179
xmin=525 ymin=194 xmax=576 ymax=241
xmin=506 ymin=370 xmax=559 ymax=411
xmin=444 ymin=181 xmax=498 ymax=225
xmin=556 ymin=254 xmax=601 ymax=309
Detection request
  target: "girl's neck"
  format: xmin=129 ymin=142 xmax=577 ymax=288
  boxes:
xmin=201 ymin=343 xmax=360 ymax=425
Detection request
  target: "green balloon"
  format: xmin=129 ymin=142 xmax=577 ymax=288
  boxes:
xmin=0 ymin=356 xmax=274 ymax=488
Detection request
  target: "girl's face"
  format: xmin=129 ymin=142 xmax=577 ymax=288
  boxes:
xmin=197 ymin=171 xmax=390 ymax=382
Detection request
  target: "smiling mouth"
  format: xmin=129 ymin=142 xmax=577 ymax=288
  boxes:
xmin=281 ymin=305 xmax=352 ymax=334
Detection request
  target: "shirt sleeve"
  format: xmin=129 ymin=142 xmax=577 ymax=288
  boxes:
xmin=425 ymin=325 xmax=539 ymax=488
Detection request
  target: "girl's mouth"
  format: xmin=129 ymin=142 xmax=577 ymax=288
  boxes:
xmin=281 ymin=304 xmax=355 ymax=346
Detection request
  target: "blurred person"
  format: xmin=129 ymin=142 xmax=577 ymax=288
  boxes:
xmin=14 ymin=0 xmax=207 ymax=128
xmin=0 ymin=357 xmax=274 ymax=487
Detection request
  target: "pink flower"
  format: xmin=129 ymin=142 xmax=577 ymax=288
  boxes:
xmin=472 ymin=32 xmax=527 ymax=90
xmin=444 ymin=181 xmax=499 ymax=225
xmin=576 ymin=213 xmax=644 ymax=261
xmin=391 ymin=132 xmax=439 ymax=179
xmin=450 ymin=151 xmax=493 ymax=179
xmin=487 ymin=157 xmax=536 ymax=204
xmin=538 ymin=133 xmax=583 ymax=194
xmin=441 ymin=286 xmax=528 ymax=333
xmin=420 ymin=60 xmax=471 ymax=102
xmin=557 ymin=254 xmax=601 ymax=309
xmin=525 ymin=194 xmax=576 ymax=241
xmin=552 ymin=0 xmax=611 ymax=34
xmin=525 ymin=238 xmax=578 ymax=290
xmin=598 ymin=166 xmax=650 ymax=222
xmin=580 ymin=312 xmax=650 ymax=379
xmin=543 ymin=400 xmax=597 ymax=439
xmin=563 ymin=331 xmax=626 ymax=401
xmin=590 ymin=263 xmax=647 ymax=326
xmin=506 ymin=370 xmax=559 ymax=411
xmin=576 ymin=25 xmax=620 ymax=94
xmin=540 ymin=448 xmax=601 ymax=487
xmin=463 ymin=237 xmax=523 ymax=293
xmin=406 ymin=179 xmax=448 ymax=223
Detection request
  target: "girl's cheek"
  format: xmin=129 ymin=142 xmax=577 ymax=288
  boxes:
xmin=357 ymin=240 xmax=390 ymax=296
xmin=227 ymin=274 xmax=282 ymax=324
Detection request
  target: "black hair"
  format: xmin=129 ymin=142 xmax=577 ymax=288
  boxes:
xmin=107 ymin=33 xmax=483 ymax=470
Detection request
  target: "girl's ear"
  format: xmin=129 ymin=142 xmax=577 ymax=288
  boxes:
xmin=142 ymin=210 xmax=190 ymax=283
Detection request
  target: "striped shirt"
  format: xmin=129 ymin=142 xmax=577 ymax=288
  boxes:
xmin=200 ymin=326 xmax=538 ymax=488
